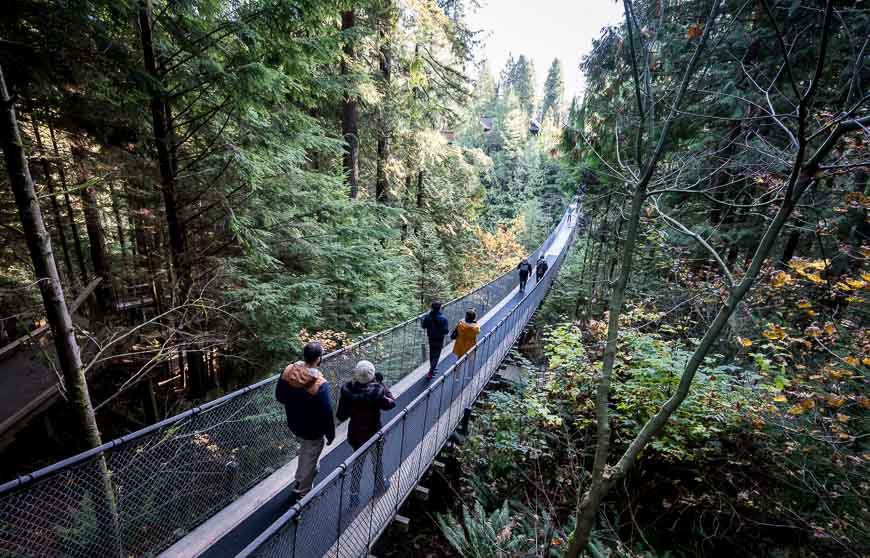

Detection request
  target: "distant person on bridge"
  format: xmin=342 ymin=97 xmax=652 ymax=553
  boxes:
xmin=336 ymin=360 xmax=396 ymax=507
xmin=451 ymin=310 xmax=480 ymax=359
xmin=517 ymin=258 xmax=532 ymax=293
xmin=422 ymin=300 xmax=449 ymax=380
xmin=275 ymin=342 xmax=335 ymax=496
xmin=535 ymin=255 xmax=549 ymax=282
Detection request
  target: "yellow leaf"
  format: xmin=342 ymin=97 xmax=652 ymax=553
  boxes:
xmin=830 ymin=369 xmax=845 ymax=380
xmin=838 ymin=432 xmax=850 ymax=441
xmin=823 ymin=323 xmax=836 ymax=335
xmin=860 ymin=397 xmax=870 ymax=409
xmin=752 ymin=416 xmax=765 ymax=430
xmin=797 ymin=300 xmax=812 ymax=309
xmin=737 ymin=337 xmax=753 ymax=348
xmin=771 ymin=270 xmax=792 ymax=288
xmin=801 ymin=399 xmax=816 ymax=410
xmin=773 ymin=395 xmax=788 ymax=403
xmin=826 ymin=395 xmax=845 ymax=408
xmin=805 ymin=325 xmax=821 ymax=338
xmin=686 ymin=23 xmax=702 ymax=39
xmin=862 ymin=358 xmax=870 ymax=366
xmin=762 ymin=324 xmax=787 ymax=341
xmin=846 ymin=278 xmax=866 ymax=289
xmin=836 ymin=413 xmax=850 ymax=423
xmin=806 ymin=273 xmax=824 ymax=284
xmin=844 ymin=356 xmax=859 ymax=367
xmin=787 ymin=405 xmax=805 ymax=415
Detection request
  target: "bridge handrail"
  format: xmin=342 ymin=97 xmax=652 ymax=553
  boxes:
xmin=237 ymin=209 xmax=576 ymax=558
xmin=0 ymin=208 xmax=571 ymax=558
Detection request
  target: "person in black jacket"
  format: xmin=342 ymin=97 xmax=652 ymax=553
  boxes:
xmin=517 ymin=258 xmax=532 ymax=293
xmin=275 ymin=342 xmax=335 ymax=496
xmin=421 ymin=300 xmax=449 ymax=380
xmin=535 ymin=255 xmax=549 ymax=282
xmin=336 ymin=360 xmax=396 ymax=507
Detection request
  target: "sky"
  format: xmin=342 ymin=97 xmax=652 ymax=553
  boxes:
xmin=465 ymin=0 xmax=624 ymax=99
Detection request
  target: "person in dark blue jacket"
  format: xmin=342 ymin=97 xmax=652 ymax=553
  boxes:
xmin=517 ymin=258 xmax=533 ymax=293
xmin=275 ymin=342 xmax=335 ymax=495
xmin=421 ymin=300 xmax=449 ymax=379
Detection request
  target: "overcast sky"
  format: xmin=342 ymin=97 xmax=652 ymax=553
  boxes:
xmin=466 ymin=0 xmax=624 ymax=99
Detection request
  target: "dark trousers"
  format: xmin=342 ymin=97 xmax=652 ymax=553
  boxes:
xmin=427 ymin=336 xmax=444 ymax=372
xmin=519 ymin=275 xmax=529 ymax=292
xmin=350 ymin=439 xmax=386 ymax=495
xmin=536 ymin=272 xmax=544 ymax=282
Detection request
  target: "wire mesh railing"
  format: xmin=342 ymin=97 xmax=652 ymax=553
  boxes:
xmin=0 ymin=208 xmax=572 ymax=558
xmin=238 ymin=209 xmax=576 ymax=558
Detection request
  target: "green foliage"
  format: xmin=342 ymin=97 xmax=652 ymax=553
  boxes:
xmin=437 ymin=500 xmax=526 ymax=558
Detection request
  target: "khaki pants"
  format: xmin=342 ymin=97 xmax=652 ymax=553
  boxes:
xmin=295 ymin=437 xmax=325 ymax=494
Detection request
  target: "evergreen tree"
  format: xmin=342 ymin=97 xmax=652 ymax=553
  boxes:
xmin=540 ymin=58 xmax=564 ymax=125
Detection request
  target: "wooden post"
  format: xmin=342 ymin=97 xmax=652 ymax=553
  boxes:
xmin=140 ymin=377 xmax=159 ymax=423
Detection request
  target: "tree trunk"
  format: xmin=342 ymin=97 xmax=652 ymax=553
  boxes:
xmin=107 ymin=181 xmax=130 ymax=279
xmin=341 ymin=9 xmax=360 ymax=199
xmin=31 ymin=115 xmax=75 ymax=284
xmin=73 ymin=141 xmax=114 ymax=313
xmin=0 ymin=64 xmax=122 ymax=556
xmin=139 ymin=0 xmax=191 ymax=299
xmin=413 ymin=170 xmax=424 ymax=235
xmin=416 ymin=170 xmax=424 ymax=209
xmin=48 ymin=120 xmax=89 ymax=284
xmin=375 ymin=1 xmax=392 ymax=203
xmin=777 ymin=229 xmax=801 ymax=270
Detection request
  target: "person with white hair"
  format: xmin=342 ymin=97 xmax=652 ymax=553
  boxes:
xmin=336 ymin=360 xmax=396 ymax=507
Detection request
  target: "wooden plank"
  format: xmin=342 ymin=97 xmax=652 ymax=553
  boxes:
xmin=394 ymin=514 xmax=410 ymax=532
xmin=414 ymin=486 xmax=430 ymax=501
xmin=0 ymin=276 xmax=102 ymax=359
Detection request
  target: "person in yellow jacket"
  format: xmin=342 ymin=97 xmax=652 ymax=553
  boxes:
xmin=451 ymin=310 xmax=480 ymax=359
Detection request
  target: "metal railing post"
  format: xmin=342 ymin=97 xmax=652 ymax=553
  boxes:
xmin=415 ymin=390 xmax=432 ymax=481
xmin=335 ymin=465 xmax=346 ymax=557
xmin=399 ymin=322 xmax=408 ymax=376
xmin=392 ymin=411 xmax=407 ymax=514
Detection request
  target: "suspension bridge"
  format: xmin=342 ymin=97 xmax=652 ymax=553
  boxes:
xmin=0 ymin=204 xmax=578 ymax=558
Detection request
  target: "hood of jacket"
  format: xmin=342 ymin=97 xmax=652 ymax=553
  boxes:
xmin=341 ymin=381 xmax=387 ymax=403
xmin=457 ymin=320 xmax=480 ymax=332
xmin=281 ymin=362 xmax=325 ymax=396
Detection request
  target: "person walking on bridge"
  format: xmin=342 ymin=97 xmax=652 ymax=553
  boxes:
xmin=276 ymin=342 xmax=335 ymax=496
xmin=336 ymin=360 xmax=396 ymax=508
xmin=517 ymin=258 xmax=532 ymax=293
xmin=451 ymin=310 xmax=480 ymax=360
xmin=535 ymin=255 xmax=549 ymax=283
xmin=422 ymin=300 xmax=449 ymax=380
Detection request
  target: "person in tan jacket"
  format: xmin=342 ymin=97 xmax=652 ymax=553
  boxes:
xmin=275 ymin=342 xmax=335 ymax=495
xmin=451 ymin=310 xmax=480 ymax=359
